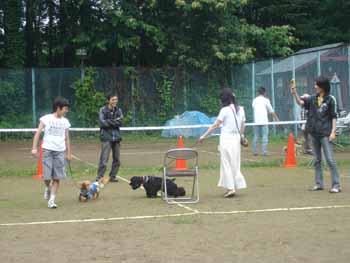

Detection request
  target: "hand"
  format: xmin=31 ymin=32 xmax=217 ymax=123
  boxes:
xmin=329 ymin=132 xmax=336 ymax=142
xmin=198 ymin=136 xmax=205 ymax=143
xmin=290 ymin=79 xmax=296 ymax=95
xmin=66 ymin=153 xmax=72 ymax=161
xmin=31 ymin=149 xmax=38 ymax=158
xmin=290 ymin=86 xmax=297 ymax=95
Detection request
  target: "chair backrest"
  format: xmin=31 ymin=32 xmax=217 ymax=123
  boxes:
xmin=163 ymin=148 xmax=198 ymax=166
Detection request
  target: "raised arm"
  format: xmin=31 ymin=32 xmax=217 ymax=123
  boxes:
xmin=291 ymin=80 xmax=305 ymax=106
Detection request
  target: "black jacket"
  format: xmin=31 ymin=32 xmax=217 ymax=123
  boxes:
xmin=99 ymin=106 xmax=123 ymax=142
xmin=303 ymin=94 xmax=337 ymax=137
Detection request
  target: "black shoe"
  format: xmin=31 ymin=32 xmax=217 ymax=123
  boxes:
xmin=109 ymin=177 xmax=118 ymax=182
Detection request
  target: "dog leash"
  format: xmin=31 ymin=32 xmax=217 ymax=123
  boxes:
xmin=66 ymin=160 xmax=81 ymax=189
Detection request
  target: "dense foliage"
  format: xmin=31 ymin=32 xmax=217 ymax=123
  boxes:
xmin=0 ymin=0 xmax=298 ymax=70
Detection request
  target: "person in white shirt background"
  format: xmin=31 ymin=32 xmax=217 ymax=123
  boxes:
xmin=199 ymin=88 xmax=247 ymax=198
xmin=252 ymin=86 xmax=279 ymax=156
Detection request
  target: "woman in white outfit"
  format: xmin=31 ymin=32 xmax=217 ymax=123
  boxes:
xmin=199 ymin=88 xmax=247 ymax=197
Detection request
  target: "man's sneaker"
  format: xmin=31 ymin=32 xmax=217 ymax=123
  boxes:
xmin=109 ymin=177 xmax=118 ymax=183
xmin=309 ymin=185 xmax=324 ymax=191
xmin=48 ymin=200 xmax=57 ymax=209
xmin=44 ymin=188 xmax=50 ymax=200
xmin=329 ymin=188 xmax=341 ymax=193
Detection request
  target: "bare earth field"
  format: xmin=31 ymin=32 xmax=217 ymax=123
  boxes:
xmin=1 ymin=139 xmax=350 ymax=263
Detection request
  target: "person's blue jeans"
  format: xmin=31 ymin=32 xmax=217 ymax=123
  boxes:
xmin=253 ymin=125 xmax=269 ymax=155
xmin=311 ymin=135 xmax=340 ymax=189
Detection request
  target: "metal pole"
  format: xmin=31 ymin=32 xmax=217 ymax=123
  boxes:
xmin=348 ymin=45 xmax=350 ymax=111
xmin=292 ymin=55 xmax=297 ymax=135
xmin=131 ymin=77 xmax=136 ymax=127
xmin=31 ymin=68 xmax=37 ymax=127
xmin=252 ymin=61 xmax=255 ymax=101
xmin=317 ymin=51 xmax=321 ymax=76
xmin=271 ymin=58 xmax=276 ymax=134
xmin=184 ymin=68 xmax=187 ymax=111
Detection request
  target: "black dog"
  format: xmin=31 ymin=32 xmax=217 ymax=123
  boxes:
xmin=129 ymin=176 xmax=186 ymax=198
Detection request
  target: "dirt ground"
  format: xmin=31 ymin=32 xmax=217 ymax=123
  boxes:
xmin=1 ymin=139 xmax=350 ymax=263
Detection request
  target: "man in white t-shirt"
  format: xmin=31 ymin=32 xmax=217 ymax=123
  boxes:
xmin=31 ymin=97 xmax=71 ymax=209
xmin=252 ymin=87 xmax=279 ymax=156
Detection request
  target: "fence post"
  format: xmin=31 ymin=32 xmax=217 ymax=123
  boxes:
xmin=348 ymin=45 xmax=350 ymax=111
xmin=131 ymin=77 xmax=136 ymax=127
xmin=271 ymin=58 xmax=276 ymax=135
xmin=31 ymin=68 xmax=37 ymax=127
xmin=184 ymin=68 xmax=187 ymax=111
xmin=317 ymin=51 xmax=321 ymax=76
xmin=252 ymin=61 xmax=255 ymax=101
xmin=292 ymin=55 xmax=297 ymax=135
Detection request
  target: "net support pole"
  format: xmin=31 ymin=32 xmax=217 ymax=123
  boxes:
xmin=31 ymin=68 xmax=37 ymax=127
xmin=292 ymin=56 xmax=297 ymax=135
xmin=271 ymin=58 xmax=276 ymax=135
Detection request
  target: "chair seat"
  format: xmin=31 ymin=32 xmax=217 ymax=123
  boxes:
xmin=166 ymin=169 xmax=197 ymax=177
xmin=163 ymin=148 xmax=199 ymax=204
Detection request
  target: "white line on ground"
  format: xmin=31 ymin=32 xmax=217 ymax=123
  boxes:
xmin=2 ymin=204 xmax=350 ymax=227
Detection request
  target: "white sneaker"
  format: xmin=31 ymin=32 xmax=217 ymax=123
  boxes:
xmin=224 ymin=189 xmax=236 ymax=198
xmin=48 ymin=200 xmax=57 ymax=209
xmin=329 ymin=188 xmax=341 ymax=193
xmin=44 ymin=188 xmax=50 ymax=200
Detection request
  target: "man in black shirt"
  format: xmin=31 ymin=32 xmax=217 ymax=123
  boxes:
xmin=96 ymin=93 xmax=123 ymax=182
xmin=291 ymin=76 xmax=341 ymax=193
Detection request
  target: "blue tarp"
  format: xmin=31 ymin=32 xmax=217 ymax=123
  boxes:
xmin=161 ymin=111 xmax=217 ymax=138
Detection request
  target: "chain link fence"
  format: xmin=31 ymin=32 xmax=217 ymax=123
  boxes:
xmin=1 ymin=43 xmax=349 ymax=129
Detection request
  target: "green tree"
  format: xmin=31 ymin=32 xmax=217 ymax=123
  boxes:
xmin=3 ymin=0 xmax=24 ymax=68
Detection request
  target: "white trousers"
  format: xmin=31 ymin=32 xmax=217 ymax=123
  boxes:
xmin=218 ymin=135 xmax=247 ymax=190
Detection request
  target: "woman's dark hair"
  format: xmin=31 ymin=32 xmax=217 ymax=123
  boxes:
xmin=106 ymin=92 xmax=118 ymax=101
xmin=220 ymin=88 xmax=239 ymax=111
xmin=52 ymin=96 xmax=69 ymax=112
xmin=315 ymin=76 xmax=330 ymax=95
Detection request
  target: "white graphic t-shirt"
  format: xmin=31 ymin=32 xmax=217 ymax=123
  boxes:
xmin=40 ymin=114 xmax=71 ymax=151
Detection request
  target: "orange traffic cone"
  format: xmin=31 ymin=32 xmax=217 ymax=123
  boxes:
xmin=175 ymin=136 xmax=187 ymax=170
xmin=284 ymin=133 xmax=297 ymax=168
xmin=33 ymin=141 xmax=43 ymax=179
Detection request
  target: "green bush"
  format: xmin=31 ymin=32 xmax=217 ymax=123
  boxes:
xmin=72 ymin=67 xmax=105 ymax=126
xmin=0 ymin=80 xmax=26 ymax=127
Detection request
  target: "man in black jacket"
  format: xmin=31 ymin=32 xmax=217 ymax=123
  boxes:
xmin=291 ymin=76 xmax=341 ymax=193
xmin=96 ymin=93 xmax=123 ymax=182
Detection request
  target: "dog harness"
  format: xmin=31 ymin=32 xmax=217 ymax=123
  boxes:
xmin=143 ymin=175 xmax=150 ymax=184
xmin=80 ymin=182 xmax=100 ymax=200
